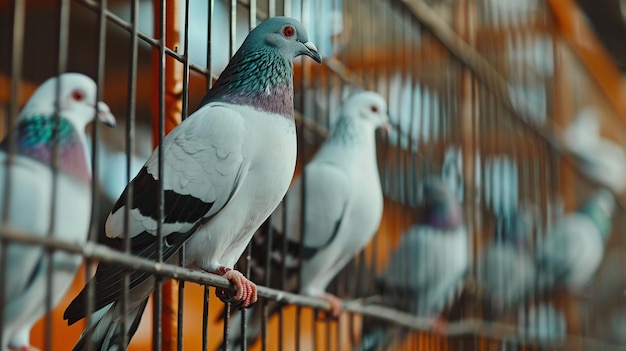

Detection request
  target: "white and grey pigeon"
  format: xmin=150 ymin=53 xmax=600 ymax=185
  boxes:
xmin=560 ymin=107 xmax=626 ymax=194
xmin=535 ymin=189 xmax=615 ymax=293
xmin=0 ymin=73 xmax=116 ymax=351
xmin=478 ymin=204 xmax=538 ymax=315
xmin=224 ymin=90 xmax=390 ymax=349
xmin=63 ymin=16 xmax=321 ymax=351
xmin=360 ymin=174 xmax=468 ymax=351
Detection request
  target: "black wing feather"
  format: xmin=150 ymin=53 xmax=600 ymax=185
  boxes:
xmin=64 ymin=164 xmax=246 ymax=324
xmin=111 ymin=167 xmax=215 ymax=224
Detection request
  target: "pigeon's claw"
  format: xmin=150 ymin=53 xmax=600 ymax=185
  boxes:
xmin=8 ymin=345 xmax=40 ymax=351
xmin=432 ymin=316 xmax=448 ymax=335
xmin=316 ymin=293 xmax=343 ymax=320
xmin=214 ymin=267 xmax=258 ymax=309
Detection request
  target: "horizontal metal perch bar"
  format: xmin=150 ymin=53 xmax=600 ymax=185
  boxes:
xmin=0 ymin=226 xmax=622 ymax=350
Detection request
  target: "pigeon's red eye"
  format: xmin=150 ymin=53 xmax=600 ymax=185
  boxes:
xmin=371 ymin=105 xmax=379 ymax=113
xmin=71 ymin=89 xmax=85 ymax=101
xmin=283 ymin=26 xmax=295 ymax=37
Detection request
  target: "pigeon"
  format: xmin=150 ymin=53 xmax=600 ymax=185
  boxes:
xmin=360 ymin=175 xmax=468 ymax=350
xmin=517 ymin=303 xmax=567 ymax=346
xmin=379 ymin=176 xmax=467 ymax=315
xmin=535 ymin=189 xmax=615 ymax=293
xmin=224 ymin=90 xmax=390 ymax=349
xmin=0 ymin=73 xmax=116 ymax=351
xmin=62 ymin=16 xmax=321 ymax=351
xmin=560 ymin=107 xmax=626 ymax=194
xmin=600 ymin=306 xmax=626 ymax=346
xmin=478 ymin=204 xmax=538 ymax=314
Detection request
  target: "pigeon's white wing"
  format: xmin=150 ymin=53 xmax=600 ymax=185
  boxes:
xmin=105 ymin=103 xmax=246 ymax=240
xmin=273 ymin=161 xmax=351 ymax=257
xmin=66 ymin=103 xmax=247 ymax=323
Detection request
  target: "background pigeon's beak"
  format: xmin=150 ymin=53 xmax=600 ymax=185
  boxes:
xmin=96 ymin=101 xmax=116 ymax=128
xmin=302 ymin=41 xmax=322 ymax=63
xmin=378 ymin=113 xmax=395 ymax=133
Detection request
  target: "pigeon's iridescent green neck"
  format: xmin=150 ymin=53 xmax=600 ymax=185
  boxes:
xmin=2 ymin=116 xmax=90 ymax=182
xmin=200 ymin=46 xmax=294 ymax=118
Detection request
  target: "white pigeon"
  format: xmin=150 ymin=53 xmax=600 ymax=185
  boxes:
xmin=63 ymin=16 xmax=321 ymax=351
xmin=560 ymin=107 xmax=626 ymax=194
xmin=535 ymin=189 xmax=615 ymax=293
xmin=224 ymin=90 xmax=390 ymax=349
xmin=0 ymin=73 xmax=116 ymax=351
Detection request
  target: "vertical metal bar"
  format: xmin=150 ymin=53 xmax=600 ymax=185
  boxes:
xmin=230 ymin=0 xmax=237 ymax=58
xmin=269 ymin=0 xmax=276 ymax=18
xmin=202 ymin=3 xmax=214 ymax=350
xmin=299 ymin=1 xmax=311 ymax=349
xmin=201 ymin=286 xmax=210 ymax=351
xmin=93 ymin=0 xmax=109 ymax=349
xmin=153 ymin=0 xmax=166 ymax=349
xmin=121 ymin=0 xmax=139 ymax=348
xmin=261 ymin=217 xmax=274 ymax=351
xmin=223 ymin=303 xmax=231 ymax=351
xmin=0 ymin=0 xmax=25 ymax=346
xmin=207 ymin=0 xmax=214 ymax=91
xmin=250 ymin=0 xmax=257 ymax=28
xmin=46 ymin=0 xmax=70 ymax=349
xmin=240 ymin=6 xmax=255 ymax=351
xmin=177 ymin=0 xmax=191 ymax=350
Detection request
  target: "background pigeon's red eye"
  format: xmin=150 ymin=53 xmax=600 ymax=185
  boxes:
xmin=283 ymin=26 xmax=295 ymax=37
xmin=371 ymin=105 xmax=379 ymax=113
xmin=71 ymin=89 xmax=85 ymax=101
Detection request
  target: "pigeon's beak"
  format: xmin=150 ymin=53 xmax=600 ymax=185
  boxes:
xmin=96 ymin=101 xmax=116 ymax=128
xmin=302 ymin=41 xmax=322 ymax=63
xmin=382 ymin=114 xmax=392 ymax=133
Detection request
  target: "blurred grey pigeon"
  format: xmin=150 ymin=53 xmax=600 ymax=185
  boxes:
xmin=0 ymin=73 xmax=115 ymax=351
xmin=560 ymin=107 xmax=626 ymax=194
xmin=63 ymin=16 xmax=321 ymax=351
xmin=360 ymin=175 xmax=468 ymax=350
xmin=517 ymin=303 xmax=567 ymax=346
xmin=478 ymin=204 xmax=538 ymax=314
xmin=535 ymin=189 xmax=615 ymax=293
xmin=224 ymin=90 xmax=389 ymax=349
xmin=601 ymin=306 xmax=626 ymax=346
xmin=380 ymin=178 xmax=467 ymax=317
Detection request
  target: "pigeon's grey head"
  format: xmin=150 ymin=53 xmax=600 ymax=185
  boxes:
xmin=199 ymin=17 xmax=321 ymax=115
xmin=340 ymin=91 xmax=391 ymax=132
xmin=422 ymin=177 xmax=463 ymax=230
xmin=245 ymin=16 xmax=322 ymax=63
xmin=20 ymin=73 xmax=116 ymax=130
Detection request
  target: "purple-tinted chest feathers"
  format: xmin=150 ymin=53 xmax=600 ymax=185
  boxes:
xmin=2 ymin=116 xmax=90 ymax=182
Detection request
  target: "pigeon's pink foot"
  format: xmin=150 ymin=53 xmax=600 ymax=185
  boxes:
xmin=317 ymin=293 xmax=343 ymax=320
xmin=432 ymin=316 xmax=448 ymax=335
xmin=214 ymin=266 xmax=258 ymax=309
xmin=8 ymin=346 xmax=40 ymax=351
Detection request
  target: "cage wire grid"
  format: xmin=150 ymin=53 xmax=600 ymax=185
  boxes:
xmin=1 ymin=0 xmax=626 ymax=350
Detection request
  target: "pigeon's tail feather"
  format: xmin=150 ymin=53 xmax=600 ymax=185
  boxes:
xmin=72 ymin=298 xmax=149 ymax=351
